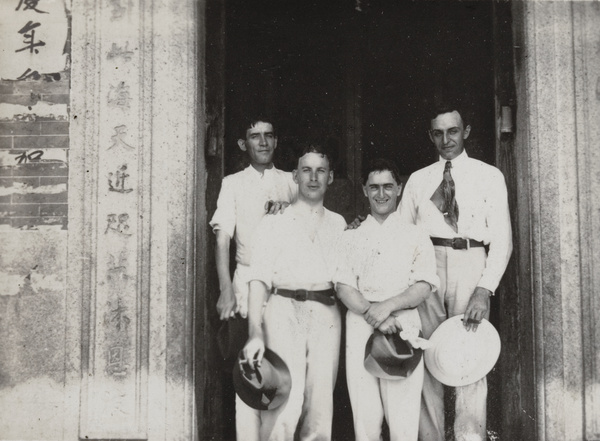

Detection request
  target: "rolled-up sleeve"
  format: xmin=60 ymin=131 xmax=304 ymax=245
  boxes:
xmin=409 ymin=227 xmax=440 ymax=292
xmin=209 ymin=177 xmax=236 ymax=238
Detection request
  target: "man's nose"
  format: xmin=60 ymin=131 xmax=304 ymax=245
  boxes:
xmin=259 ymin=134 xmax=267 ymax=145
xmin=377 ymin=187 xmax=385 ymax=198
xmin=310 ymin=171 xmax=317 ymax=181
xmin=443 ymin=132 xmax=449 ymax=144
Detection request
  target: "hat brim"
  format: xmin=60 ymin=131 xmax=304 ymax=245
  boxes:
xmin=364 ymin=331 xmax=423 ymax=380
xmin=233 ymin=348 xmax=291 ymax=410
xmin=424 ymin=314 xmax=500 ymax=387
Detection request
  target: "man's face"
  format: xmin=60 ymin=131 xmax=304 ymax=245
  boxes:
xmin=362 ymin=170 xmax=402 ymax=220
xmin=293 ymin=152 xmax=334 ymax=202
xmin=429 ymin=110 xmax=471 ymax=160
xmin=238 ymin=121 xmax=277 ymax=166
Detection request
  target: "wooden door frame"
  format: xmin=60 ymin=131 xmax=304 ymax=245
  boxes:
xmin=197 ymin=2 xmax=537 ymax=440
xmin=493 ymin=2 xmax=536 ymax=439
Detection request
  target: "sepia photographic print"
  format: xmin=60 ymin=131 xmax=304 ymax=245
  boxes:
xmin=0 ymin=1 xmax=599 ymax=440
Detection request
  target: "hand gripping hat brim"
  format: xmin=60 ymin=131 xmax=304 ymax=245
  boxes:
xmin=424 ymin=314 xmax=501 ymax=387
xmin=232 ymin=348 xmax=292 ymax=410
xmin=364 ymin=330 xmax=423 ymax=380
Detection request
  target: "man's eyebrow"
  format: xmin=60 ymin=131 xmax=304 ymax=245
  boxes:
xmin=431 ymin=126 xmax=460 ymax=132
xmin=248 ymin=131 xmax=275 ymax=136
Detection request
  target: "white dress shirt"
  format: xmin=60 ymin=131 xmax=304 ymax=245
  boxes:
xmin=209 ymin=165 xmax=297 ymax=266
xmin=249 ymin=204 xmax=346 ymax=291
xmin=335 ymin=213 xmax=440 ymax=302
xmin=397 ymin=151 xmax=512 ymax=293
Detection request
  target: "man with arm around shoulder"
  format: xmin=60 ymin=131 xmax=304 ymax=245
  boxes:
xmin=209 ymin=116 xmax=297 ymax=441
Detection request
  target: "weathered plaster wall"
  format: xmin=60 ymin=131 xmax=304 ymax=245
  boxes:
xmin=0 ymin=0 xmax=203 ymax=439
xmin=0 ymin=3 xmax=72 ymax=439
xmin=514 ymin=2 xmax=600 ymax=440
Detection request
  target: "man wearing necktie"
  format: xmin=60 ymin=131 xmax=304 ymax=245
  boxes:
xmin=397 ymin=104 xmax=513 ymax=441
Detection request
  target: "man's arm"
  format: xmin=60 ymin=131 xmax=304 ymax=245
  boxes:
xmin=365 ymin=228 xmax=438 ymax=328
xmin=215 ymin=230 xmax=238 ymax=320
xmin=336 ymin=282 xmax=370 ymax=315
xmin=464 ymin=170 xmax=513 ymax=331
xmin=364 ymin=281 xmax=432 ymax=328
xmin=241 ymin=280 xmax=270 ymax=367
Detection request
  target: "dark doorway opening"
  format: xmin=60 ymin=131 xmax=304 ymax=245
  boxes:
xmin=206 ymin=1 xmax=502 ymax=440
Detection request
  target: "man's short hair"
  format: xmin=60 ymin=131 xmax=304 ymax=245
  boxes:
xmin=295 ymin=143 xmax=335 ymax=169
xmin=429 ymin=102 xmax=470 ymax=128
xmin=239 ymin=116 xmax=277 ymax=139
xmin=362 ymin=158 xmax=401 ymax=186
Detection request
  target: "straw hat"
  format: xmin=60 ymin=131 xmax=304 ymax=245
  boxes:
xmin=424 ymin=314 xmax=501 ymax=387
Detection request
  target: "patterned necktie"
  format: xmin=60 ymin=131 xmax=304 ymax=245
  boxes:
xmin=430 ymin=161 xmax=459 ymax=232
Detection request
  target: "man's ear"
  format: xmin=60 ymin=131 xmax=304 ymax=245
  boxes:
xmin=237 ymin=139 xmax=247 ymax=151
xmin=273 ymin=136 xmax=278 ymax=150
xmin=428 ymin=130 xmax=435 ymax=143
xmin=463 ymin=125 xmax=471 ymax=140
xmin=362 ymin=184 xmax=368 ymax=198
xmin=292 ymin=169 xmax=299 ymax=184
xmin=396 ymin=183 xmax=403 ymax=197
xmin=328 ymin=171 xmax=334 ymax=185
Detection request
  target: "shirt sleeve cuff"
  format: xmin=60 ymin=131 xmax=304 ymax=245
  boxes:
xmin=248 ymin=275 xmax=272 ymax=291
xmin=209 ymin=218 xmax=235 ymax=238
xmin=476 ymin=277 xmax=500 ymax=295
xmin=410 ymin=272 xmax=440 ymax=293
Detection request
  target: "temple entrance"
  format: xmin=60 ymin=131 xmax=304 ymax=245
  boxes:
xmin=202 ymin=1 xmax=523 ymax=439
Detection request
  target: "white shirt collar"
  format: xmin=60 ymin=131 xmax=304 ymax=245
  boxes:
xmin=245 ymin=164 xmax=276 ymax=178
xmin=364 ymin=210 xmax=399 ymax=229
xmin=438 ymin=150 xmax=469 ymax=167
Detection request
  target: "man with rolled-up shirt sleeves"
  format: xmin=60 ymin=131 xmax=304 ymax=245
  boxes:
xmin=335 ymin=158 xmax=439 ymax=441
xmin=209 ymin=116 xmax=296 ymax=441
xmin=242 ymin=143 xmax=346 ymax=441
xmin=397 ymin=104 xmax=513 ymax=441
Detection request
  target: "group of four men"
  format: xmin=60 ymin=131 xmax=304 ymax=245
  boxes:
xmin=210 ymin=105 xmax=513 ymax=441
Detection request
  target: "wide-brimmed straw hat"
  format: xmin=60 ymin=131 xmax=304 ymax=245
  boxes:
xmin=424 ymin=314 xmax=501 ymax=387
xmin=232 ymin=348 xmax=292 ymax=410
xmin=364 ymin=330 xmax=423 ymax=380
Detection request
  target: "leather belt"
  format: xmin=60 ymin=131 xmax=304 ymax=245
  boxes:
xmin=273 ymin=288 xmax=336 ymax=306
xmin=430 ymin=237 xmax=485 ymax=250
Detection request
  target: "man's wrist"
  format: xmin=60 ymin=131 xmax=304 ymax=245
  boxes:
xmin=248 ymin=324 xmax=264 ymax=340
xmin=475 ymin=286 xmax=494 ymax=297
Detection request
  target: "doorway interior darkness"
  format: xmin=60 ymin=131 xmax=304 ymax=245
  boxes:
xmin=220 ymin=0 xmax=499 ymax=439
xmin=224 ymin=0 xmax=495 ymax=180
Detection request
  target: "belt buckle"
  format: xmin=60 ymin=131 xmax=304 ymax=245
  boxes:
xmin=294 ymin=289 xmax=308 ymax=302
xmin=451 ymin=237 xmax=468 ymax=250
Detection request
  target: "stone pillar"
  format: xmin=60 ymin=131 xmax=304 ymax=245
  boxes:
xmin=514 ymin=2 xmax=600 ymax=440
xmin=69 ymin=0 xmax=202 ymax=439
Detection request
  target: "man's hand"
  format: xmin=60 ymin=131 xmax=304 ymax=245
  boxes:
xmin=345 ymin=214 xmax=366 ymax=230
xmin=378 ymin=316 xmax=399 ymax=334
xmin=216 ymin=285 xmax=237 ymax=320
xmin=463 ymin=287 xmax=491 ymax=332
xmin=265 ymin=200 xmax=290 ymax=215
xmin=242 ymin=337 xmax=265 ymax=369
xmin=364 ymin=300 xmax=394 ymax=328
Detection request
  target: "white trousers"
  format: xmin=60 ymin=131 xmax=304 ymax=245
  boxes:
xmin=418 ymin=246 xmax=488 ymax=441
xmin=233 ymin=264 xmax=261 ymax=441
xmin=260 ymin=294 xmax=341 ymax=441
xmin=346 ymin=311 xmax=424 ymax=441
